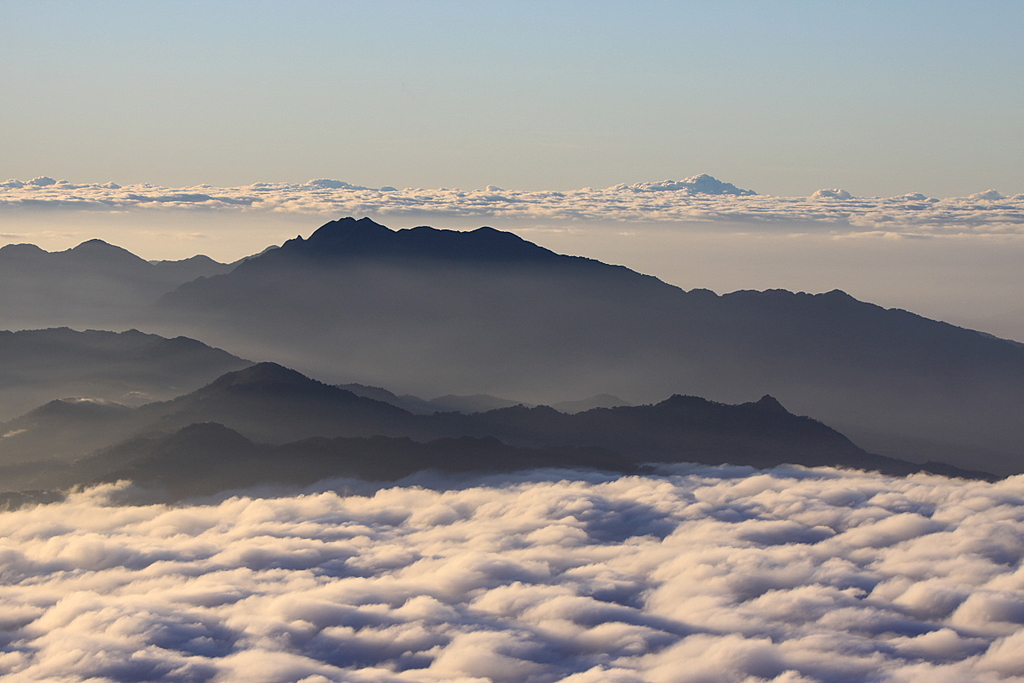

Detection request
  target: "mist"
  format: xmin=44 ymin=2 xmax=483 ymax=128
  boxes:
xmin=1 ymin=466 xmax=1023 ymax=682
xmin=3 ymin=205 xmax=1022 ymax=343
xmin=511 ymin=222 xmax=1024 ymax=344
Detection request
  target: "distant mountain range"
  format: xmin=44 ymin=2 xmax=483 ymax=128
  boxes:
xmin=0 ymin=362 xmax=987 ymax=500
xmin=0 ymin=239 xmax=231 ymax=329
xmin=337 ymin=383 xmax=630 ymax=415
xmin=0 ymin=328 xmax=250 ymax=420
xmin=145 ymin=217 xmax=1024 ymax=474
xmin=1 ymin=216 xmax=1022 ymax=478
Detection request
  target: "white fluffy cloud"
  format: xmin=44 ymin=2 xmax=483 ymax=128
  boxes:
xmin=2 ymin=176 xmax=1023 ymax=236
xmin=1 ymin=465 xmax=1023 ymax=682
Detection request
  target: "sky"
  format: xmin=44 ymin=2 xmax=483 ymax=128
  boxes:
xmin=1 ymin=0 xmax=1023 ymax=340
xmin=2 ymin=0 xmax=1021 ymax=196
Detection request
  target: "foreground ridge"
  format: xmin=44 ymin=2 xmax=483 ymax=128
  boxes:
xmin=0 ymin=363 xmax=994 ymax=500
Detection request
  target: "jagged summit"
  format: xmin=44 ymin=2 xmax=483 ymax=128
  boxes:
xmin=263 ymin=217 xmax=561 ymax=265
xmin=657 ymin=393 xmax=803 ymax=422
xmin=302 ymin=216 xmax=392 ymax=251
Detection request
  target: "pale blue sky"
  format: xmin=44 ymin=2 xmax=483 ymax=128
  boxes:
xmin=2 ymin=0 xmax=1021 ymax=197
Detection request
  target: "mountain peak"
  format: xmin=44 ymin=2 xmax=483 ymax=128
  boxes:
xmin=206 ymin=362 xmax=318 ymax=390
xmin=68 ymin=239 xmax=138 ymax=255
xmin=303 ymin=216 xmax=393 ymax=251
xmin=159 ymin=422 xmax=255 ymax=452
xmin=61 ymin=239 xmax=149 ymax=267
xmin=750 ymin=395 xmax=789 ymax=413
xmin=73 ymin=238 xmax=117 ymax=248
xmin=263 ymin=217 xmax=560 ymax=265
xmin=397 ymin=225 xmax=556 ymax=262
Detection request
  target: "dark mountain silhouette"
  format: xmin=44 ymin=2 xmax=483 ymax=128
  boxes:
xmin=0 ymin=239 xmax=232 ymax=329
xmin=148 ymin=217 xmax=1024 ymax=474
xmin=259 ymin=216 xmax=561 ymax=264
xmin=422 ymin=394 xmax=948 ymax=475
xmin=150 ymin=217 xmax=676 ymax=383
xmin=0 ymin=328 xmax=251 ymax=420
xmin=64 ymin=423 xmax=636 ymax=499
xmin=137 ymin=362 xmax=417 ymax=444
xmin=0 ymin=362 xmax=415 ymax=467
xmin=0 ymin=363 xmax=992 ymax=495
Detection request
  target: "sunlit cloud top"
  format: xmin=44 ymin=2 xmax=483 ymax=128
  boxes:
xmin=2 ymin=465 xmax=1024 ymax=682
xmin=3 ymin=175 xmax=1024 ymax=236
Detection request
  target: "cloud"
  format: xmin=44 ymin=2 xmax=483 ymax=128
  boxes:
xmin=0 ymin=465 xmax=1023 ymax=681
xmin=2 ymin=176 xmax=1023 ymax=236
xmin=810 ymin=189 xmax=853 ymax=200
xmin=612 ymin=174 xmax=756 ymax=196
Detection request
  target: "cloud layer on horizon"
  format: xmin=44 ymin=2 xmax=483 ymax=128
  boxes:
xmin=1 ymin=465 xmax=1024 ymax=682
xmin=3 ymin=176 xmax=1024 ymax=236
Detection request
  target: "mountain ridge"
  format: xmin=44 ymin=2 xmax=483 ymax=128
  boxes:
xmin=3 ymin=217 xmax=1022 ymax=474
xmin=0 ymin=362 xmax=994 ymax=496
xmin=146 ymin=218 xmax=1024 ymax=474
xmin=0 ymin=327 xmax=251 ymax=421
xmin=0 ymin=239 xmax=233 ymax=329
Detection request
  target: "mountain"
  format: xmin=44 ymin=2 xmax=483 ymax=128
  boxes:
xmin=0 ymin=239 xmax=232 ymax=329
xmin=428 ymin=394 xmax=529 ymax=413
xmin=135 ymin=362 xmax=417 ymax=444
xmin=0 ymin=363 xmax=418 ymax=469
xmin=336 ymin=384 xmax=528 ymax=415
xmin=0 ymin=328 xmax=251 ymax=421
xmin=337 ymin=385 xmax=628 ymax=415
xmin=147 ymin=217 xmax=1024 ymax=474
xmin=0 ymin=363 xmax=990 ymax=495
xmin=423 ymin=394 xmax=925 ymax=474
xmin=551 ymin=394 xmax=631 ymax=413
xmin=64 ymin=424 xmax=636 ymax=499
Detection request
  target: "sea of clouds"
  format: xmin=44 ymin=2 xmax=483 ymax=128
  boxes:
xmin=1 ymin=465 xmax=1023 ymax=682
xmin=2 ymin=175 xmax=1023 ymax=236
